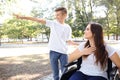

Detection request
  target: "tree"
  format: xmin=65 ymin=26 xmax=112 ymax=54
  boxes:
xmin=61 ymin=0 xmax=97 ymax=37
xmin=99 ymin=0 xmax=120 ymax=40
xmin=2 ymin=18 xmax=42 ymax=42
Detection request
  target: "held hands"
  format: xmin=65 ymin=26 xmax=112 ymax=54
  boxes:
xmin=81 ymin=46 xmax=96 ymax=56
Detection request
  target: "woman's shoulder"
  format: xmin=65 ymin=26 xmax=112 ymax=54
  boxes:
xmin=78 ymin=41 xmax=86 ymax=50
xmin=104 ymin=43 xmax=117 ymax=57
xmin=104 ymin=43 xmax=114 ymax=49
xmin=80 ymin=41 xmax=86 ymax=46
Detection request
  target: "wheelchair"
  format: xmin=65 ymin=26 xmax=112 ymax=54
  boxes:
xmin=60 ymin=57 xmax=120 ymax=80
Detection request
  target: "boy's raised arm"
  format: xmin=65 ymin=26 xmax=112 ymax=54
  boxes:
xmin=13 ymin=14 xmax=46 ymax=24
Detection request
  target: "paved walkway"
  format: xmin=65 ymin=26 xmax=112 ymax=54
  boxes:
xmin=0 ymin=43 xmax=48 ymax=57
xmin=39 ymin=71 xmax=62 ymax=80
xmin=39 ymin=73 xmax=53 ymax=80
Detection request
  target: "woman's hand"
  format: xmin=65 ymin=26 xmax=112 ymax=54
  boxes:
xmin=68 ymin=46 xmax=96 ymax=63
xmin=81 ymin=46 xmax=96 ymax=56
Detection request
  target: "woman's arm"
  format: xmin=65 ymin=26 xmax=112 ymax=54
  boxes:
xmin=68 ymin=48 xmax=82 ymax=63
xmin=110 ymin=52 xmax=120 ymax=68
xmin=68 ymin=46 xmax=96 ymax=63
xmin=13 ymin=14 xmax=46 ymax=24
xmin=110 ymin=52 xmax=120 ymax=76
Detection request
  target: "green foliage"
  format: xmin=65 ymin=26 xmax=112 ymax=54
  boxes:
xmin=2 ymin=18 xmax=42 ymax=40
xmin=64 ymin=0 xmax=120 ymax=39
xmin=1 ymin=0 xmax=120 ymax=40
xmin=98 ymin=0 xmax=120 ymax=40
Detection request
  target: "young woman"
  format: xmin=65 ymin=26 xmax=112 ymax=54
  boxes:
xmin=68 ymin=22 xmax=120 ymax=80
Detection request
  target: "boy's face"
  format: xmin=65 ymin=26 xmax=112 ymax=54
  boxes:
xmin=55 ymin=11 xmax=67 ymax=22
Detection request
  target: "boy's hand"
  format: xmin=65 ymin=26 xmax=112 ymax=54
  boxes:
xmin=13 ymin=13 xmax=22 ymax=19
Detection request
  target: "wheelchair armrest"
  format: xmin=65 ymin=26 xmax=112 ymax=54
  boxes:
xmin=110 ymin=66 xmax=118 ymax=77
xmin=109 ymin=66 xmax=120 ymax=80
xmin=62 ymin=61 xmax=78 ymax=74
xmin=65 ymin=61 xmax=77 ymax=67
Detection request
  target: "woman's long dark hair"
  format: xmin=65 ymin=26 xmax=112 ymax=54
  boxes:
xmin=84 ymin=22 xmax=108 ymax=69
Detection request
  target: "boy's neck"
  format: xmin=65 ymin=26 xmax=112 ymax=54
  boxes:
xmin=58 ymin=20 xmax=65 ymax=24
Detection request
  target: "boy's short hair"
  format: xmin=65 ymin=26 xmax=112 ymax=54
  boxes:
xmin=55 ymin=7 xmax=67 ymax=14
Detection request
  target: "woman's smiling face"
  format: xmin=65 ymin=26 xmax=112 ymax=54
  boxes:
xmin=84 ymin=24 xmax=93 ymax=40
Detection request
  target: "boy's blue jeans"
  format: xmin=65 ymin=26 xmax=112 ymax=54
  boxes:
xmin=50 ymin=50 xmax=68 ymax=80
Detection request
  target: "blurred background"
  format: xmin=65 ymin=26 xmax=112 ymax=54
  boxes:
xmin=0 ymin=0 xmax=120 ymax=45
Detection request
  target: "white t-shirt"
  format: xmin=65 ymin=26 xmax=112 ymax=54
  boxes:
xmin=78 ymin=42 xmax=117 ymax=79
xmin=46 ymin=20 xmax=72 ymax=54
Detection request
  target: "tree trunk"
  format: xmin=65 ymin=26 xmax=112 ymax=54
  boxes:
xmin=116 ymin=34 xmax=118 ymax=40
xmin=107 ymin=34 xmax=109 ymax=40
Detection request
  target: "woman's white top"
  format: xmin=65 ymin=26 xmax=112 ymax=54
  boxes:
xmin=78 ymin=42 xmax=117 ymax=79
